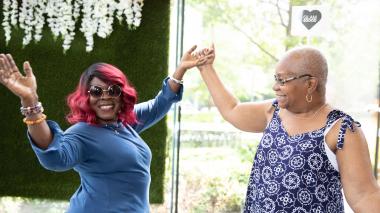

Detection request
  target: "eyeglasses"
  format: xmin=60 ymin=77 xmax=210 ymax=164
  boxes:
xmin=274 ymin=74 xmax=313 ymax=86
xmin=88 ymin=85 xmax=122 ymax=98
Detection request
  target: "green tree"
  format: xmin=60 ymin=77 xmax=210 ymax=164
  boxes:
xmin=184 ymin=0 xmax=365 ymax=108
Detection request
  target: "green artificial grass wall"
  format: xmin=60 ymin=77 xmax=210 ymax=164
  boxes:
xmin=0 ymin=0 xmax=169 ymax=203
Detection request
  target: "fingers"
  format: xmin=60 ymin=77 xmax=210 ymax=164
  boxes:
xmin=186 ymin=45 xmax=197 ymax=55
xmin=180 ymin=44 xmax=215 ymax=69
xmin=0 ymin=57 xmax=5 ymax=84
xmin=206 ymin=53 xmax=215 ymax=59
xmin=23 ymin=61 xmax=33 ymax=77
xmin=210 ymin=43 xmax=215 ymax=50
xmin=194 ymin=49 xmax=214 ymax=60
xmin=1 ymin=54 xmax=12 ymax=71
xmin=193 ymin=49 xmax=205 ymax=59
xmin=0 ymin=54 xmax=7 ymax=72
xmin=6 ymin=54 xmax=20 ymax=74
xmin=0 ymin=54 xmax=12 ymax=81
xmin=0 ymin=53 xmax=18 ymax=75
xmin=195 ymin=53 xmax=215 ymax=66
xmin=201 ymin=48 xmax=214 ymax=56
xmin=196 ymin=58 xmax=208 ymax=66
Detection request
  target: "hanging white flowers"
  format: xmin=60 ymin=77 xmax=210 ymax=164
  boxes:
xmin=1 ymin=0 xmax=144 ymax=52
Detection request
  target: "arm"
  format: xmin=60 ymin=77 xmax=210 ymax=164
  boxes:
xmin=334 ymin=125 xmax=380 ymax=212
xmin=197 ymin=44 xmax=271 ymax=132
xmin=28 ymin=121 xmax=84 ymax=171
xmin=132 ymin=77 xmax=182 ymax=133
xmin=132 ymin=45 xmax=211 ymax=132
xmin=0 ymin=54 xmax=52 ymax=149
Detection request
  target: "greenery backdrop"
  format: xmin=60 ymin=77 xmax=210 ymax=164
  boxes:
xmin=0 ymin=0 xmax=169 ymax=203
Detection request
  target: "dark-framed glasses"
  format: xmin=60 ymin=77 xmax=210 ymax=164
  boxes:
xmin=274 ymin=74 xmax=313 ymax=86
xmin=88 ymin=85 xmax=122 ymax=98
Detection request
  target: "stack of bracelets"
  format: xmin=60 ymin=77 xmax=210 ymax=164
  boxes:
xmin=20 ymin=102 xmax=47 ymax=125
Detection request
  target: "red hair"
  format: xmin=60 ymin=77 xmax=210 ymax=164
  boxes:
xmin=66 ymin=63 xmax=137 ymax=125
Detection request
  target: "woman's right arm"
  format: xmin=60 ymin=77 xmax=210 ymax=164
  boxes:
xmin=0 ymin=54 xmax=52 ymax=149
xmin=197 ymin=44 xmax=271 ymax=133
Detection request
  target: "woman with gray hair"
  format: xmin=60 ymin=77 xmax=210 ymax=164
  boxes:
xmin=197 ymin=44 xmax=380 ymax=212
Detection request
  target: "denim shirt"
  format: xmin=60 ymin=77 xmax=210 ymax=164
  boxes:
xmin=28 ymin=77 xmax=182 ymax=213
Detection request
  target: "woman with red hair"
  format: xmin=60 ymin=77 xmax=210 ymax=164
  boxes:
xmin=0 ymin=45 xmax=208 ymax=213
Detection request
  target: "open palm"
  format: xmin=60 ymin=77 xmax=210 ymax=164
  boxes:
xmin=0 ymin=54 xmax=37 ymax=100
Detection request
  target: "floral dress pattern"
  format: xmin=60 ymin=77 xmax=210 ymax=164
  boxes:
xmin=244 ymin=101 xmax=360 ymax=213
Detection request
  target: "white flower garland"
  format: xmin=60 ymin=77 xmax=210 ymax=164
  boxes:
xmin=1 ymin=0 xmax=144 ymax=52
xmin=2 ymin=0 xmax=12 ymax=44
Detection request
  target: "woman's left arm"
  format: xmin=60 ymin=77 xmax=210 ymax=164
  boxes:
xmin=132 ymin=45 xmax=211 ymax=133
xmin=337 ymin=125 xmax=380 ymax=212
xmin=132 ymin=77 xmax=182 ymax=133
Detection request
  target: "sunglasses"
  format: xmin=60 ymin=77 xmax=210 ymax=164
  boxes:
xmin=274 ymin=74 xmax=313 ymax=86
xmin=88 ymin=85 xmax=122 ymax=98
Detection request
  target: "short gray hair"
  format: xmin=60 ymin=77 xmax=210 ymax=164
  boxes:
xmin=283 ymin=46 xmax=328 ymax=94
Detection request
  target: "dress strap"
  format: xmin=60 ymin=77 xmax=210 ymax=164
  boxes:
xmin=326 ymin=110 xmax=361 ymax=149
xmin=272 ymin=100 xmax=280 ymax=116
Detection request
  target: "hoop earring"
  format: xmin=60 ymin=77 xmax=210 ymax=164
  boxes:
xmin=306 ymin=94 xmax=312 ymax=103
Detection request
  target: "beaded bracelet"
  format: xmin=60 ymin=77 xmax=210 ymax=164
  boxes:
xmin=169 ymin=76 xmax=183 ymax=85
xmin=20 ymin=102 xmax=44 ymax=116
xmin=23 ymin=114 xmax=47 ymax=125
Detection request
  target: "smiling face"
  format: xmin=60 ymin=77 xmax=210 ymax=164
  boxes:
xmin=88 ymin=77 xmax=122 ymax=124
xmin=272 ymin=54 xmax=312 ymax=110
xmin=271 ymin=47 xmax=328 ymax=111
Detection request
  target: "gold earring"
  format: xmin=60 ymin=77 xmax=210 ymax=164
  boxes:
xmin=306 ymin=94 xmax=312 ymax=103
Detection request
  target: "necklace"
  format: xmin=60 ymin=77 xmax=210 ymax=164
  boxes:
xmin=285 ymin=103 xmax=328 ymax=120
xmin=104 ymin=122 xmax=122 ymax=134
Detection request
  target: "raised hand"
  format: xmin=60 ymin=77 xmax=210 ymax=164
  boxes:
xmin=178 ymin=45 xmax=213 ymax=71
xmin=194 ymin=43 xmax=215 ymax=71
xmin=0 ymin=54 xmax=38 ymax=104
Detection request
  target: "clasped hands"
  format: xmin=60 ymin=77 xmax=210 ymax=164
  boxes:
xmin=178 ymin=44 xmax=215 ymax=71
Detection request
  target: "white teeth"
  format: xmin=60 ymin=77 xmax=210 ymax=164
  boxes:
xmin=100 ymin=105 xmax=113 ymax=110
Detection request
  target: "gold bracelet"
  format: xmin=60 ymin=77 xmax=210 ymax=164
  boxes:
xmin=23 ymin=114 xmax=47 ymax=125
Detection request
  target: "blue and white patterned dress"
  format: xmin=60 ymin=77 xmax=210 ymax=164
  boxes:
xmin=244 ymin=101 xmax=360 ymax=213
